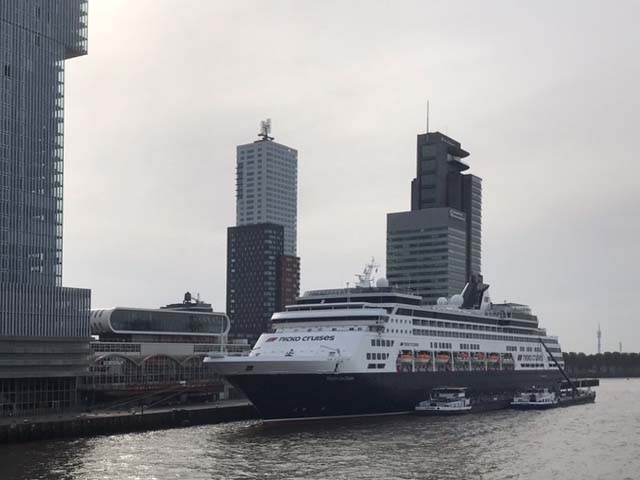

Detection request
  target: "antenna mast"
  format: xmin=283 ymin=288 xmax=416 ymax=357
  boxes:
xmin=426 ymin=100 xmax=430 ymax=134
xmin=258 ymin=118 xmax=273 ymax=141
xmin=597 ymin=324 xmax=602 ymax=354
xmin=355 ymin=257 xmax=380 ymax=288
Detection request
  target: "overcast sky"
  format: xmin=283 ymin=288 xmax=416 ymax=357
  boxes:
xmin=62 ymin=0 xmax=639 ymax=353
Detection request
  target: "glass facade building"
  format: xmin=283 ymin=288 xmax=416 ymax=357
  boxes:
xmin=387 ymin=132 xmax=482 ymax=304
xmin=387 ymin=208 xmax=468 ymax=304
xmin=0 ymin=1 xmax=90 ymax=417
xmin=87 ymin=307 xmax=245 ymax=402
xmin=1 ymin=0 xmax=87 ymax=285
xmin=91 ymin=308 xmax=229 ymax=337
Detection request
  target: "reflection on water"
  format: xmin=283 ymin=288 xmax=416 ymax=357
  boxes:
xmin=1 ymin=379 xmax=639 ymax=480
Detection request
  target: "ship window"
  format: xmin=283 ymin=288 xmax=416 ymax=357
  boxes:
xmin=366 ymin=353 xmax=371 ymax=360
xmin=367 ymin=363 xmax=377 ymax=369
xmin=377 ymin=363 xmax=385 ymax=368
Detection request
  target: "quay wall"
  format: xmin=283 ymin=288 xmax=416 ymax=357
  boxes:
xmin=0 ymin=403 xmax=258 ymax=444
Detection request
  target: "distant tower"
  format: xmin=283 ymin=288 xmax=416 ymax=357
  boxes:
xmin=619 ymin=341 xmax=622 ymax=353
xmin=597 ymin=324 xmax=602 ymax=354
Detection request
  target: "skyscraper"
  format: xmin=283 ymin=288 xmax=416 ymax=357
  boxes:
xmin=387 ymin=131 xmax=482 ymax=303
xmin=227 ymin=121 xmax=301 ymax=342
xmin=235 ymin=120 xmax=298 ymax=256
xmin=0 ymin=0 xmax=91 ymax=416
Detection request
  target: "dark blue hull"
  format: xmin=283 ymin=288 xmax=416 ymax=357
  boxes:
xmin=226 ymin=370 xmax=564 ymax=420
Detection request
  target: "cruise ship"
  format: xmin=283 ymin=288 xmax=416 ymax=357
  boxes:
xmin=206 ymin=268 xmax=564 ymax=421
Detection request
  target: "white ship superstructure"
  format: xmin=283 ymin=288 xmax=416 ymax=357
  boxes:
xmin=209 ymin=282 xmax=563 ymax=377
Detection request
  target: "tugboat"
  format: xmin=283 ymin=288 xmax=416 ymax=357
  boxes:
xmin=414 ymin=387 xmax=472 ymax=415
xmin=511 ymin=387 xmax=558 ymax=409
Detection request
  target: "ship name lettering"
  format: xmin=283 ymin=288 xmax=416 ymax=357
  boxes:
xmin=278 ymin=335 xmax=335 ymax=342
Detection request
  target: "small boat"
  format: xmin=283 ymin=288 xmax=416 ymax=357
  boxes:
xmin=414 ymin=387 xmax=472 ymax=415
xmin=511 ymin=388 xmax=558 ymax=409
xmin=558 ymin=388 xmax=596 ymax=407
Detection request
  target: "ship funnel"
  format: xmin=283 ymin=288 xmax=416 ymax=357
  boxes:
xmin=461 ymin=274 xmax=490 ymax=309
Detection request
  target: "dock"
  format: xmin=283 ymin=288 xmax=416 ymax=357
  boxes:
xmin=0 ymin=400 xmax=258 ymax=444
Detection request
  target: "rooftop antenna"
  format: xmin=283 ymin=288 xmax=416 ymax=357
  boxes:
xmin=426 ymin=100 xmax=430 ymax=134
xmin=619 ymin=341 xmax=622 ymax=353
xmin=597 ymin=324 xmax=602 ymax=354
xmin=258 ymin=118 xmax=273 ymax=141
xmin=355 ymin=257 xmax=380 ymax=288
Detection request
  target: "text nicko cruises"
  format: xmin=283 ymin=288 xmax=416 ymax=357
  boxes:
xmin=206 ymin=273 xmax=565 ymax=421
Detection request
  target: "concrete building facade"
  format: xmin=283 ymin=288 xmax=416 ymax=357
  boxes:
xmin=387 ymin=131 xmax=481 ymax=304
xmin=387 ymin=208 xmax=468 ymax=304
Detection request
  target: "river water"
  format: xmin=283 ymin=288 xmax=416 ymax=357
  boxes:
xmin=1 ymin=379 xmax=638 ymax=480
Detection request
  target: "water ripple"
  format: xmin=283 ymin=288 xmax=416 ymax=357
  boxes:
xmin=1 ymin=379 xmax=639 ymax=480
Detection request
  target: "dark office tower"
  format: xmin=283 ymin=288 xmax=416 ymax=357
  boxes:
xmin=0 ymin=1 xmax=91 ymax=417
xmin=387 ymin=131 xmax=481 ymax=304
xmin=227 ymin=223 xmax=284 ymax=344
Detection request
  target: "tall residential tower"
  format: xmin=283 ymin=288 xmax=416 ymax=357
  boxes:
xmin=387 ymin=131 xmax=482 ymax=303
xmin=0 ymin=0 xmax=91 ymax=416
xmin=235 ymin=120 xmax=298 ymax=256
xmin=227 ymin=121 xmax=300 ymax=342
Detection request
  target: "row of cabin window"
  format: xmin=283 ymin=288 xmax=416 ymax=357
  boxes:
xmin=414 ymin=328 xmax=553 ymax=344
xmin=460 ymin=343 xmax=480 ymax=350
xmin=411 ymin=317 xmax=536 ymax=335
xmin=371 ymin=339 xmax=394 ymax=347
xmin=521 ymin=363 xmax=544 ymax=368
xmin=366 ymin=353 xmax=389 ymax=361
xmin=367 ymin=363 xmax=386 ymax=369
xmin=431 ymin=342 xmax=451 ymax=349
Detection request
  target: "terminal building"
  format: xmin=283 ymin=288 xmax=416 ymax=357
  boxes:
xmin=86 ymin=295 xmax=249 ymax=402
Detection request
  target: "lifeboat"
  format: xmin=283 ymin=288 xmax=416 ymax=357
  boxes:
xmin=399 ymin=350 xmax=414 ymax=363
xmin=472 ymin=352 xmax=485 ymax=362
xmin=455 ymin=352 xmax=470 ymax=361
xmin=436 ymin=352 xmax=450 ymax=363
xmin=488 ymin=353 xmax=500 ymax=363
xmin=501 ymin=353 xmax=514 ymax=364
xmin=415 ymin=351 xmax=432 ymax=362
